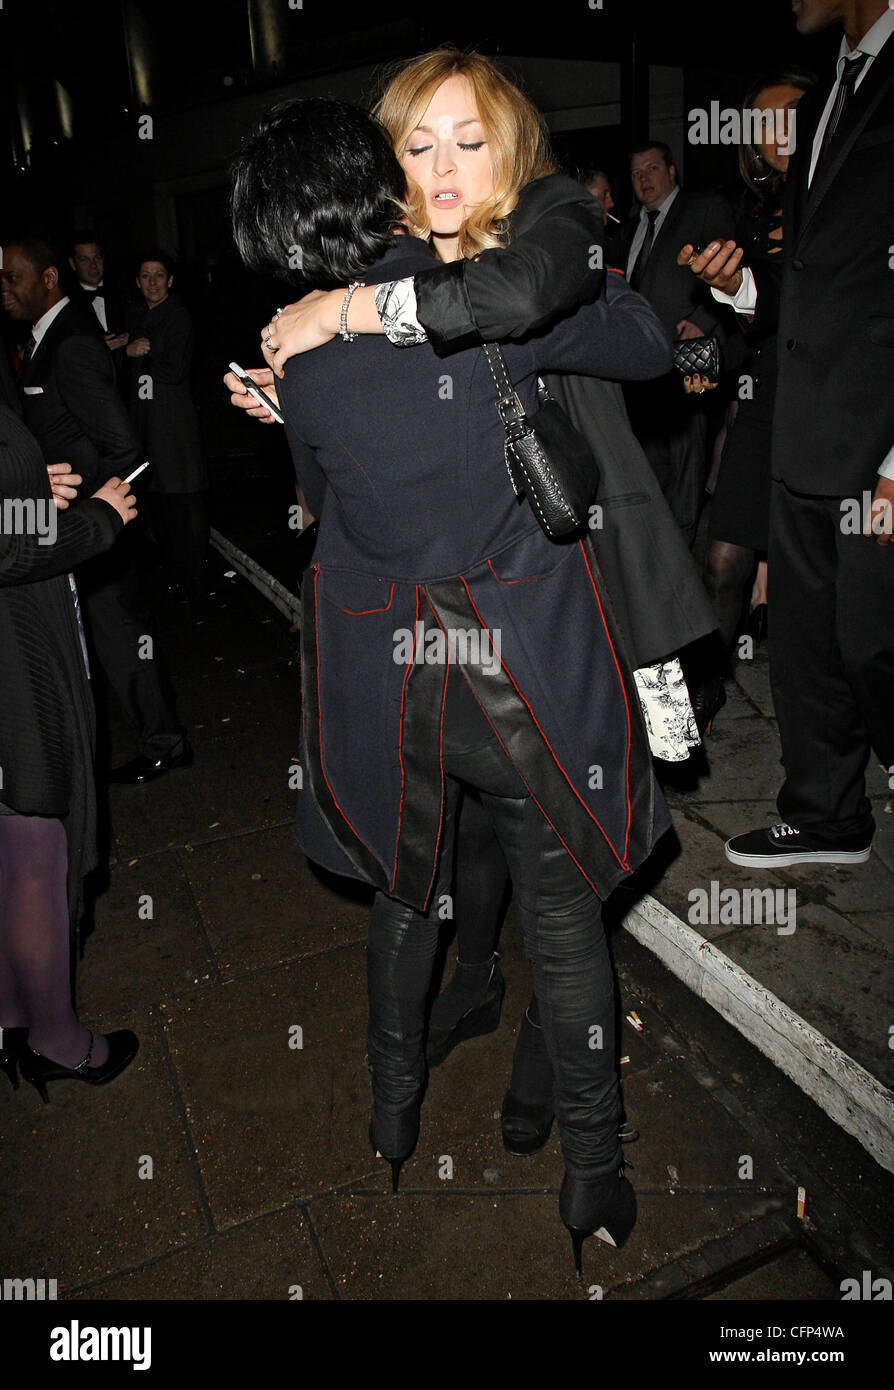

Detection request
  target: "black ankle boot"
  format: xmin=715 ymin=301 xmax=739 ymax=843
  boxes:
xmin=365 ymin=1050 xmax=425 ymax=1196
xmin=501 ymin=1007 xmax=554 ymax=1155
xmin=0 ymin=1027 xmax=28 ymax=1091
xmin=425 ymin=955 xmax=505 ymax=1067
xmin=560 ymin=1166 xmax=637 ymax=1278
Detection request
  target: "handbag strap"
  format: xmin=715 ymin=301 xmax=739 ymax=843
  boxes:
xmin=482 ymin=342 xmax=531 ymax=445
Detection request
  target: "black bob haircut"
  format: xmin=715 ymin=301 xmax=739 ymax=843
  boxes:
xmin=230 ymin=98 xmax=405 ymax=290
xmin=135 ymin=248 xmax=175 ymax=277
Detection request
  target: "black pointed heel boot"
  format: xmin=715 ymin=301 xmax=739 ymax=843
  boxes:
xmin=19 ymin=1030 xmax=139 ymax=1104
xmin=425 ymin=954 xmax=505 ymax=1068
xmin=0 ymin=1028 xmax=28 ymax=1091
xmin=365 ymin=1050 xmax=425 ymax=1196
xmin=560 ymin=1167 xmax=637 ymax=1278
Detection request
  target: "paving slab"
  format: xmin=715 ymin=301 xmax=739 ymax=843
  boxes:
xmin=309 ymin=1186 xmax=781 ymax=1301
xmin=75 ymin=850 xmax=217 ymax=1017
xmin=156 ymin=947 xmax=377 ymax=1226
xmin=71 ymin=1208 xmax=331 ymax=1301
xmin=181 ymin=824 xmax=367 ymax=979
xmin=108 ymin=722 xmax=295 ymax=860
xmin=0 ymin=1010 xmax=207 ymax=1290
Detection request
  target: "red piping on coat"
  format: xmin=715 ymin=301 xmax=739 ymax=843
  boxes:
xmin=425 ymin=619 xmax=605 ymax=896
xmin=455 ymin=568 xmax=630 ymax=871
xmin=336 ymin=582 xmax=395 ymax=615
xmin=390 ymin=586 xmax=417 ymax=891
xmin=310 ymin=567 xmax=383 ymax=868
xmin=578 ymin=539 xmax=633 ymax=858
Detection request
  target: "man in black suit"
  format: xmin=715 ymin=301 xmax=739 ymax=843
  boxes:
xmin=68 ymin=232 xmax=130 ymax=388
xmin=0 ymin=234 xmax=192 ymax=783
xmin=68 ymin=234 xmax=129 ymax=342
xmin=620 ymin=141 xmax=736 ymax=543
xmin=689 ymin=0 xmax=894 ymax=867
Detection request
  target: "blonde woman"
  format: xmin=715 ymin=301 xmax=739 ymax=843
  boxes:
xmin=228 ymin=63 xmax=675 ymax=1272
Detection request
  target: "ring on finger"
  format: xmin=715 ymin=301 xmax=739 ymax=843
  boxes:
xmin=265 ymin=336 xmax=274 ymax=350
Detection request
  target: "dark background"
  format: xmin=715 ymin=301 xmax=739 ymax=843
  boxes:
xmin=0 ymin=0 xmax=842 ymax=458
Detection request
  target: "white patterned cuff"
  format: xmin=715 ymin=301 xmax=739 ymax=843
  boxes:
xmin=375 ymin=278 xmax=428 ymax=346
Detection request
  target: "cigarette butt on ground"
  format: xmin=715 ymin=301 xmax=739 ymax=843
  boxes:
xmin=626 ymin=1011 xmax=644 ymax=1031
xmin=797 ymin=1185 xmax=806 ymax=1219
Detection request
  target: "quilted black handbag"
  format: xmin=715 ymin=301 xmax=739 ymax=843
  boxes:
xmin=671 ymin=335 xmax=721 ymax=382
xmin=482 ymin=342 xmax=601 ymax=539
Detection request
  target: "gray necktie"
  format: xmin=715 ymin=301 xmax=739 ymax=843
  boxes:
xmin=815 ymin=51 xmax=869 ymax=176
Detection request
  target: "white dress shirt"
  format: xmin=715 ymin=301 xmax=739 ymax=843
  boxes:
xmin=80 ymin=281 xmax=108 ymax=332
xmin=712 ymin=7 xmax=894 ymax=478
xmin=30 ymin=296 xmax=70 ymax=352
xmin=625 ymin=185 xmax=681 ymax=279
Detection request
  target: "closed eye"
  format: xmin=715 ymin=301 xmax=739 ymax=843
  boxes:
xmin=405 ymin=141 xmax=487 ymax=156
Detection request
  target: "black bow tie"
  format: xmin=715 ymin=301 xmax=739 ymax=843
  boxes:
xmin=82 ymin=285 xmax=103 ymax=298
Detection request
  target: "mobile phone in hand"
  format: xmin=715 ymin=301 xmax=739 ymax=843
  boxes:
xmin=228 ymin=361 xmax=285 ymax=424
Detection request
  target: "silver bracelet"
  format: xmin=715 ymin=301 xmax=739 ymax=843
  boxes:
xmin=339 ymin=281 xmax=366 ymax=341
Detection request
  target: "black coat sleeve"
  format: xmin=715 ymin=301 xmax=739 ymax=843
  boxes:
xmin=143 ymin=300 xmax=194 ymax=384
xmin=55 ymin=333 xmax=142 ymax=492
xmin=0 ymin=498 xmax=123 ymax=587
xmin=413 ymin=174 xmax=605 ymax=356
xmin=528 ymin=271 xmax=673 ymax=381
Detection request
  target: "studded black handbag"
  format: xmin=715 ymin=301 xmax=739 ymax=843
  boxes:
xmin=482 ymin=342 xmax=601 ymax=540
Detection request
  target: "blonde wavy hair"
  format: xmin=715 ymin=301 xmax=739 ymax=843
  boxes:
xmin=372 ymin=48 xmax=557 ymax=259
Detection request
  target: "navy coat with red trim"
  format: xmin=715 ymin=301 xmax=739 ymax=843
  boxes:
xmin=280 ymin=236 xmax=674 ymax=911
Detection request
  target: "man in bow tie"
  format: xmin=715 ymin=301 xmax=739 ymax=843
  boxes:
xmin=68 ymin=233 xmax=129 ymax=356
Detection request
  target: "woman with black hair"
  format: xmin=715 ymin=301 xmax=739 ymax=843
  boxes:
xmin=231 ymin=49 xmax=712 ymax=1172
xmin=679 ymin=67 xmax=816 ymax=732
xmin=229 ymin=90 xmax=674 ymax=1272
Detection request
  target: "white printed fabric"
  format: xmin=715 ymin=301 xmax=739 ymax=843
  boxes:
xmin=375 ymin=279 xmax=428 ymax=346
xmin=633 ymin=657 xmax=700 ymax=762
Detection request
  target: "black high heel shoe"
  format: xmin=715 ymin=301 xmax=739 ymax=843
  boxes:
xmin=19 ymin=1030 xmax=139 ymax=1104
xmin=365 ymin=1050 xmax=424 ymax=1196
xmin=425 ymin=955 xmax=505 ymax=1068
xmin=369 ymin=1121 xmax=416 ymax=1196
xmin=560 ymin=1167 xmax=637 ymax=1278
xmin=0 ymin=1028 xmax=28 ymax=1091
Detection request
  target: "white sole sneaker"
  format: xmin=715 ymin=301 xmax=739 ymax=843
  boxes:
xmin=723 ymin=842 xmax=873 ymax=868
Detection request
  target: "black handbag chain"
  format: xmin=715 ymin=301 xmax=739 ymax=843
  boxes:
xmin=481 ymin=341 xmax=534 ymax=499
xmin=481 ymin=341 xmax=600 ymax=539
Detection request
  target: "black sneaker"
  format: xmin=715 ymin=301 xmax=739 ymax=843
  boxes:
xmin=724 ymin=821 xmax=873 ymax=868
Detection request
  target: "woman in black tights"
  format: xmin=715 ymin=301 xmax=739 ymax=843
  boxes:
xmin=0 ymin=405 xmax=139 ymax=1099
xmin=683 ymin=66 xmax=816 ymax=733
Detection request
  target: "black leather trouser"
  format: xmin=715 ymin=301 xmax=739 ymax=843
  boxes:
xmin=366 ymin=671 xmax=622 ymax=1178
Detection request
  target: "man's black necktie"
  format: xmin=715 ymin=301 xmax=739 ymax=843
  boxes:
xmin=630 ymin=210 xmax=660 ymax=291
xmin=23 ymin=334 xmax=37 ymax=364
xmin=814 ymin=51 xmax=869 ymax=178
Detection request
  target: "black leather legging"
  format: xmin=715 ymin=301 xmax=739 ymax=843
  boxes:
xmin=366 ymin=671 xmax=622 ymax=1179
